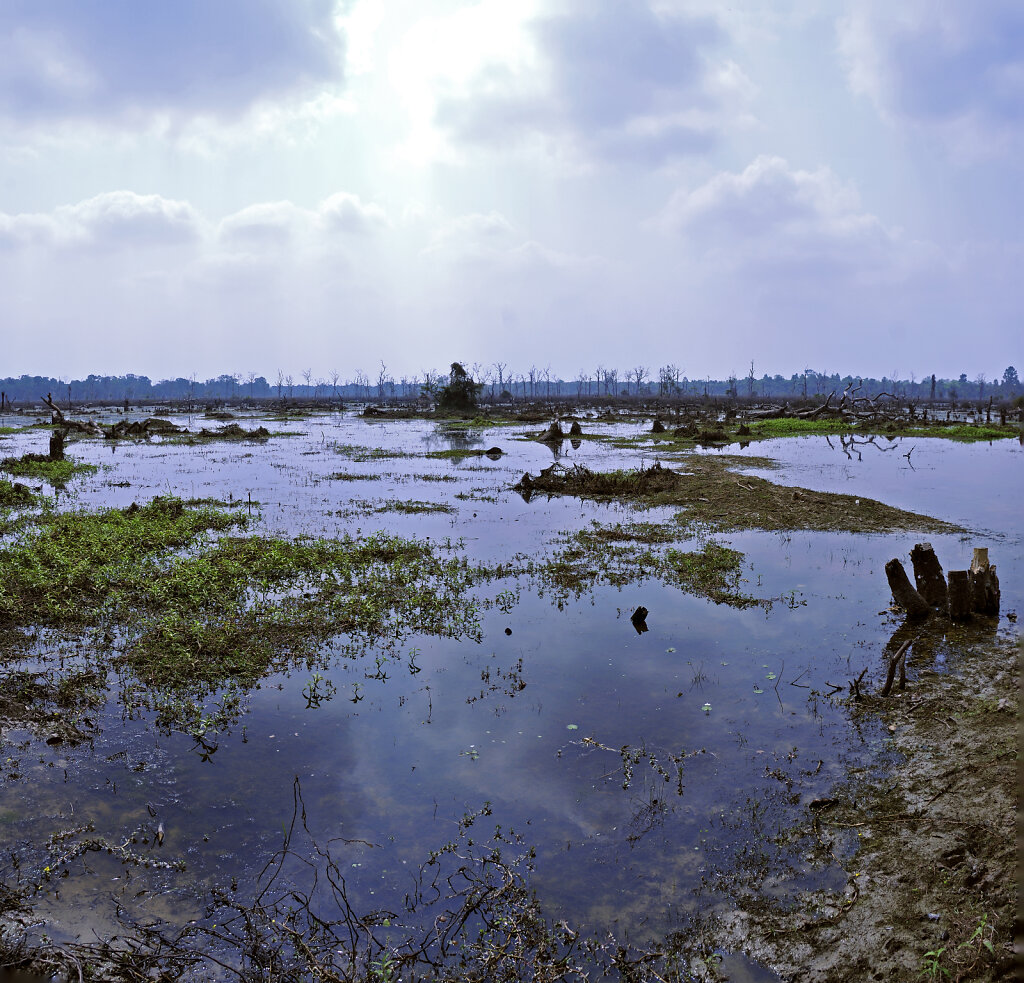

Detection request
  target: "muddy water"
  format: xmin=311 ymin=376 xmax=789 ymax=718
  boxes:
xmin=0 ymin=412 xmax=1019 ymax=971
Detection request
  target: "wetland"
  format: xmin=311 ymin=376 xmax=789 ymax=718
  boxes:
xmin=0 ymin=404 xmax=1018 ymax=981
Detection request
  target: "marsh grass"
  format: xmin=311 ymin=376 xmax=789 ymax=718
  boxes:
xmin=375 ymin=499 xmax=455 ymax=514
xmin=0 ymin=497 xmax=482 ymax=691
xmin=521 ymin=518 xmax=763 ymax=607
xmin=0 ymin=453 xmax=97 ymax=485
xmin=332 ymin=443 xmax=414 ymax=462
xmin=0 ymin=479 xmax=41 ymax=508
xmin=747 ymin=417 xmax=1020 ymax=441
xmin=516 ymin=459 xmax=957 ymax=534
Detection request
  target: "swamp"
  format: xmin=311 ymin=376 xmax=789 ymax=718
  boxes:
xmin=0 ymin=401 xmax=1019 ymax=982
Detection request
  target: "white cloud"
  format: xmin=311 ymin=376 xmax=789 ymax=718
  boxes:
xmin=839 ymin=1 xmax=1024 ymax=157
xmin=660 ymin=155 xmax=909 ymax=280
xmin=319 ymin=192 xmax=388 ymax=235
xmin=1 ymin=191 xmax=203 ymax=249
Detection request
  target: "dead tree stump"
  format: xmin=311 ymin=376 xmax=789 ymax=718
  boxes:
xmin=885 ymin=558 xmax=931 ymax=620
xmin=48 ymin=429 xmax=65 ymax=461
xmin=948 ymin=570 xmax=972 ymax=620
xmin=910 ymin=543 xmax=948 ymax=611
xmin=969 ymin=548 xmax=1000 ymax=616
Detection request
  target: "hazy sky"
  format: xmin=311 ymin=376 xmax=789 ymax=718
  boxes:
xmin=1 ymin=1 xmax=1020 ymax=383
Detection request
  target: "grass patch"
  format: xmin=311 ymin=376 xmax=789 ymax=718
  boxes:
xmin=515 ymin=459 xmax=957 ymax=534
xmin=747 ymin=417 xmax=1020 ymax=442
xmin=520 ymin=519 xmax=763 ymax=607
xmin=332 ymin=443 xmax=414 ymax=462
xmin=0 ymin=479 xmax=42 ymax=508
xmin=124 ymin=532 xmax=479 ymax=688
xmin=375 ymin=499 xmax=455 ymax=515
xmin=0 ymin=453 xmax=97 ymax=486
xmin=327 ymin=471 xmax=382 ymax=482
xmin=0 ymin=497 xmax=482 ymax=691
xmin=424 ymin=447 xmax=503 ymax=460
xmin=0 ymin=497 xmax=246 ymax=627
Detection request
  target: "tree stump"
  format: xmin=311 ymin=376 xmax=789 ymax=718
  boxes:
xmin=948 ymin=570 xmax=972 ymax=620
xmin=969 ymin=548 xmax=1000 ymax=616
xmin=885 ymin=558 xmax=931 ymax=620
xmin=910 ymin=543 xmax=948 ymax=611
xmin=48 ymin=429 xmax=65 ymax=461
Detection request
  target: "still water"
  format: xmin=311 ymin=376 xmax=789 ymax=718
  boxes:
xmin=0 ymin=411 xmax=1019 ymax=972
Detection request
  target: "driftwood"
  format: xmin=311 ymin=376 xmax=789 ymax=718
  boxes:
xmin=40 ymin=393 xmax=100 ymax=434
xmin=910 ymin=543 xmax=948 ymax=611
xmin=884 ymin=558 xmax=931 ymax=620
xmin=42 ymin=392 xmax=65 ymax=423
xmin=798 ymin=391 xmax=836 ymax=419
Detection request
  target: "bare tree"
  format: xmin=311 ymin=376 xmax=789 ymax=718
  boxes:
xmin=302 ymin=368 xmax=313 ymax=397
xmin=276 ymin=369 xmax=285 ymax=402
xmin=527 ymin=365 xmax=538 ymax=398
xmin=285 ymin=374 xmax=294 ymax=399
xmin=631 ymin=365 xmax=648 ymax=397
xmin=330 ymin=370 xmax=340 ymax=399
xmin=246 ymin=371 xmax=258 ymax=400
xmin=492 ymin=361 xmax=508 ymax=399
xmin=576 ymin=369 xmax=588 ymax=398
xmin=377 ymin=361 xmax=387 ymax=401
xmin=747 ymin=361 xmax=755 ymax=398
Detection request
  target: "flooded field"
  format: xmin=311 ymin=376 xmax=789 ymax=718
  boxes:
xmin=0 ymin=408 xmax=1019 ymax=981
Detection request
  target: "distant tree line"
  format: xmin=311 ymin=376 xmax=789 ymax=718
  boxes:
xmin=0 ymin=364 xmax=1019 ymax=406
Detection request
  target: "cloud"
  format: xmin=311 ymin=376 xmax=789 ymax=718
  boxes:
xmin=319 ymin=192 xmax=388 ymax=235
xmin=434 ymin=0 xmax=742 ymax=164
xmin=0 ymin=0 xmax=346 ymax=130
xmin=217 ymin=201 xmax=310 ymax=249
xmin=660 ymin=155 xmax=903 ymax=279
xmin=839 ymin=1 xmax=1024 ymax=156
xmin=1 ymin=190 xmax=202 ymax=249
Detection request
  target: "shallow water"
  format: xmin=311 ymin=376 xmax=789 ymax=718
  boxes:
xmin=0 ymin=411 xmax=1019 ymax=971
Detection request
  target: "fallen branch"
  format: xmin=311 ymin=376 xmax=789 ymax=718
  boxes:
xmin=879 ymin=639 xmax=912 ymax=697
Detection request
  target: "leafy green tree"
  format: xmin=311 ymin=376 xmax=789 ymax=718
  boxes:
xmin=1002 ymin=365 xmax=1019 ymax=392
xmin=437 ymin=362 xmax=482 ymax=413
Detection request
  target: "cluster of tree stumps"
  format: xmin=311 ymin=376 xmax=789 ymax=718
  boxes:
xmin=885 ymin=543 xmax=1000 ymax=622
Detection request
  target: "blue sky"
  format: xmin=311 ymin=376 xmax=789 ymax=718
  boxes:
xmin=0 ymin=0 xmax=1020 ymax=383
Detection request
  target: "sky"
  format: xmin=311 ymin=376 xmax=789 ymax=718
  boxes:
xmin=0 ymin=0 xmax=1020 ymax=384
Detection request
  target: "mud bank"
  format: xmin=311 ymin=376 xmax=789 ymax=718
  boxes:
xmin=718 ymin=627 xmax=1019 ymax=982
